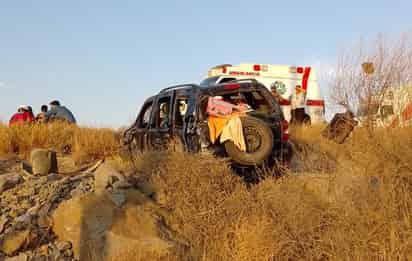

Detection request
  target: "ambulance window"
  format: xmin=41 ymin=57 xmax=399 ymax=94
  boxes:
xmin=219 ymin=78 xmax=236 ymax=83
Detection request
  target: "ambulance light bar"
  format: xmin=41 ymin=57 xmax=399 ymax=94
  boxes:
xmin=289 ymin=66 xmax=304 ymax=73
xmin=253 ymin=64 xmax=268 ymax=72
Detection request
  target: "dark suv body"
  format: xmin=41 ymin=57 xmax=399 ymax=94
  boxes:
xmin=122 ymin=80 xmax=292 ymax=168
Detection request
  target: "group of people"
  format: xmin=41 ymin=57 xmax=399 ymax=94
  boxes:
xmin=9 ymin=100 xmax=76 ymax=126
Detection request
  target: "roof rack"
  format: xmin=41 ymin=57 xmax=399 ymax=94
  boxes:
xmin=159 ymin=84 xmax=198 ymax=94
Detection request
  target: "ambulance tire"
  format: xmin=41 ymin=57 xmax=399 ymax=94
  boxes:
xmin=224 ymin=116 xmax=274 ymax=166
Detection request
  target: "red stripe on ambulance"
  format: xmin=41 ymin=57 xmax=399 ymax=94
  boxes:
xmin=302 ymin=67 xmax=311 ymax=92
xmin=306 ymin=99 xmax=325 ymax=107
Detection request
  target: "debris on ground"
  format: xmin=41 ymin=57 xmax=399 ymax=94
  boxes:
xmin=0 ymin=150 xmax=177 ymax=260
xmin=322 ymin=111 xmax=358 ymax=144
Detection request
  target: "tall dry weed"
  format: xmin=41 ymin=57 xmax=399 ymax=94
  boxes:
xmin=120 ymin=125 xmax=412 ymax=260
xmin=0 ymin=122 xmax=119 ymax=163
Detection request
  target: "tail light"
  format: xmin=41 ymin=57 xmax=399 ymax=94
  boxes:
xmin=281 ymin=119 xmax=289 ymax=141
xmin=224 ymin=83 xmax=241 ymax=90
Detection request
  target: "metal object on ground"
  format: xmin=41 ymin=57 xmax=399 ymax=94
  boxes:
xmin=322 ymin=111 xmax=358 ymax=144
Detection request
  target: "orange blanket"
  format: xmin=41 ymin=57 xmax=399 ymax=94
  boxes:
xmin=208 ymin=115 xmax=230 ymax=144
xmin=207 ymin=115 xmax=246 ymax=151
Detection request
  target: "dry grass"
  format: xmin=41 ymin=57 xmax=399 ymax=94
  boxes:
xmin=0 ymin=122 xmax=119 ymax=164
xmin=114 ymin=125 xmax=412 ymax=261
xmin=1 ymin=121 xmax=412 ymax=260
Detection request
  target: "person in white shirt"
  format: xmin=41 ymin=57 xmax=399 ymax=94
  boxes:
xmin=290 ymin=85 xmax=306 ymax=124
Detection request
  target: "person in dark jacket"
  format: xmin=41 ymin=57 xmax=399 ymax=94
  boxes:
xmin=43 ymin=100 xmax=77 ymax=124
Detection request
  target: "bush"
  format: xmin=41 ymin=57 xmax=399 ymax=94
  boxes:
xmin=125 ymin=126 xmax=412 ymax=260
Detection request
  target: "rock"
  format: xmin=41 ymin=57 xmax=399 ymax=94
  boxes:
xmin=56 ymin=241 xmax=71 ymax=251
xmin=112 ymin=180 xmax=132 ymax=190
xmin=94 ymin=163 xmax=126 ymax=193
xmin=0 ymin=215 xmax=9 ymax=233
xmin=0 ymin=173 xmax=23 ymax=194
xmin=109 ymin=192 xmax=126 ymax=207
xmin=63 ymin=249 xmax=74 ymax=258
xmin=56 ymin=157 xmax=76 ymax=174
xmin=46 ymin=174 xmax=61 ymax=182
xmin=30 ymin=149 xmax=58 ymax=176
xmin=0 ymin=230 xmax=31 ymax=255
xmin=5 ymin=252 xmax=29 ymax=261
xmin=104 ymin=203 xmax=174 ymax=259
xmin=52 ymin=194 xmax=114 ymax=260
xmin=52 ymin=190 xmax=174 ymax=260
xmin=37 ymin=204 xmax=52 ymax=229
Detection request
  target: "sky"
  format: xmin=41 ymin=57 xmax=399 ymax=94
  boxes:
xmin=0 ymin=0 xmax=411 ymax=127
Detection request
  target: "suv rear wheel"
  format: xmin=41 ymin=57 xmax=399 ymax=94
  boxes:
xmin=224 ymin=116 xmax=274 ymax=166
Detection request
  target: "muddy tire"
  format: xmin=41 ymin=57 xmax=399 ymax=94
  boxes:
xmin=224 ymin=116 xmax=274 ymax=166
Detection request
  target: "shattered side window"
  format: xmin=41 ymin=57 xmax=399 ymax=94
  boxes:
xmin=138 ymin=102 xmax=153 ymax=128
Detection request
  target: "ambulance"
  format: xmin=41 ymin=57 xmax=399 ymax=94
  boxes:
xmin=357 ymin=84 xmax=412 ymax=128
xmin=200 ymin=63 xmax=325 ymax=124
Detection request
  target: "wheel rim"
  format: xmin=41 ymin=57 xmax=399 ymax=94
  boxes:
xmin=244 ymin=126 xmax=262 ymax=153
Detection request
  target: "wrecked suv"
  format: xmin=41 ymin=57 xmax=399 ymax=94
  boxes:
xmin=122 ymin=80 xmax=292 ymax=168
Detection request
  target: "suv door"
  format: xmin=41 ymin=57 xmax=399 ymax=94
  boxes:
xmin=172 ymin=89 xmax=200 ymax=151
xmin=126 ymin=98 xmax=154 ymax=151
xmin=148 ymin=93 xmax=174 ymax=150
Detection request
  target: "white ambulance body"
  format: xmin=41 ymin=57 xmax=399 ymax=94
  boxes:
xmin=200 ymin=63 xmax=325 ymax=124
xmin=358 ymin=84 xmax=412 ymax=128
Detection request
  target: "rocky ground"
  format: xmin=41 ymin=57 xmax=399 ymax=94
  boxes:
xmin=0 ymin=155 xmax=175 ymax=261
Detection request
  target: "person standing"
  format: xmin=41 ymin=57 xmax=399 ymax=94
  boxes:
xmin=43 ymin=100 xmax=77 ymax=124
xmin=290 ymin=85 xmax=306 ymax=124
xmin=36 ymin=105 xmax=48 ymax=122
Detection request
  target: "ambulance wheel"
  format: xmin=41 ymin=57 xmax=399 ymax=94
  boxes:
xmin=224 ymin=116 xmax=274 ymax=166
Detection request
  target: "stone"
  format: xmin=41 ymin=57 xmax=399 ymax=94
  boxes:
xmin=52 ymin=194 xmax=114 ymax=260
xmin=0 ymin=215 xmax=8 ymax=233
xmin=52 ymin=190 xmax=173 ymax=260
xmin=112 ymin=180 xmax=132 ymax=190
xmin=0 ymin=173 xmax=23 ymax=194
xmin=63 ymin=249 xmax=73 ymax=258
xmin=5 ymin=252 xmax=29 ymax=261
xmin=46 ymin=174 xmax=61 ymax=182
xmin=94 ymin=163 xmax=126 ymax=193
xmin=109 ymin=192 xmax=126 ymax=207
xmin=30 ymin=149 xmax=58 ymax=176
xmin=56 ymin=157 xmax=76 ymax=174
xmin=56 ymin=241 xmax=72 ymax=251
xmin=0 ymin=230 xmax=31 ymax=255
xmin=37 ymin=204 xmax=52 ymax=229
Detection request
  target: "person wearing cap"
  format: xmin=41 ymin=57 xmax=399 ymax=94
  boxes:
xmin=43 ymin=100 xmax=77 ymax=124
xmin=290 ymin=85 xmax=306 ymax=124
xmin=9 ymin=105 xmax=35 ymax=125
